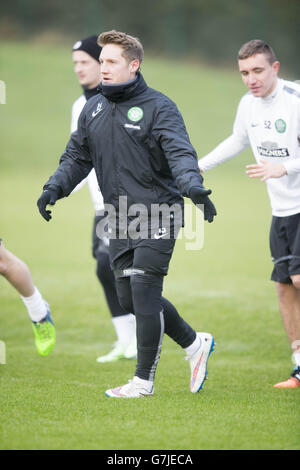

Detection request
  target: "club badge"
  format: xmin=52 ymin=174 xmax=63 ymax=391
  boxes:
xmin=275 ymin=119 xmax=286 ymax=133
xmin=128 ymin=107 xmax=144 ymax=122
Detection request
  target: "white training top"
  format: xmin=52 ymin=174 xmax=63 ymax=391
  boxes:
xmin=71 ymin=95 xmax=104 ymax=212
xmin=199 ymin=78 xmax=300 ymax=217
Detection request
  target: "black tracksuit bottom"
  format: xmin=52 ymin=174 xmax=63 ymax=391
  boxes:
xmin=110 ymin=235 xmax=197 ymax=382
xmin=92 ymin=215 xmax=129 ymax=318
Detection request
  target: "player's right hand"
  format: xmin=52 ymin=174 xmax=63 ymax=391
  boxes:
xmin=37 ymin=189 xmax=59 ymax=221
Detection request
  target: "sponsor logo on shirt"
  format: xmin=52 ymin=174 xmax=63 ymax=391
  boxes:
xmin=257 ymin=141 xmax=289 ymax=157
xmin=124 ymin=123 xmax=141 ymax=130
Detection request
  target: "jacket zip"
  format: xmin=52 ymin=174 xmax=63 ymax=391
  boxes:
xmin=111 ymin=102 xmax=120 ymax=200
xmin=111 ymin=102 xmax=129 ymax=239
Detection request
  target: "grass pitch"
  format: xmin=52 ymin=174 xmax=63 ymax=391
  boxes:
xmin=0 ymin=42 xmax=299 ymax=450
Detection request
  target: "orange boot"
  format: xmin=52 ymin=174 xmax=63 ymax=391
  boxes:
xmin=274 ymin=367 xmax=300 ymax=388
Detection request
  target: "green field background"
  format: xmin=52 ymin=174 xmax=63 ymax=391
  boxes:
xmin=0 ymin=42 xmax=299 ymax=450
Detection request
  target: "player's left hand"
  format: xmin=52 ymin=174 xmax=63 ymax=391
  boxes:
xmin=37 ymin=189 xmax=59 ymax=221
xmin=245 ymin=160 xmax=287 ymax=182
xmin=189 ymin=186 xmax=217 ymax=223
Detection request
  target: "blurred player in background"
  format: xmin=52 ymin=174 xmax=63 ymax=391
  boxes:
xmin=0 ymin=239 xmax=55 ymax=356
xmin=71 ymin=35 xmax=136 ymax=363
xmin=198 ymin=40 xmax=300 ymax=388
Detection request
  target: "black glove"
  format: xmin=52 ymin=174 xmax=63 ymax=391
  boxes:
xmin=189 ymin=186 xmax=217 ymax=223
xmin=37 ymin=189 xmax=59 ymax=221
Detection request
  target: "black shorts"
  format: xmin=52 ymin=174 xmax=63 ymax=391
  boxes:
xmin=110 ymin=236 xmax=176 ymax=278
xmin=270 ymin=213 xmax=300 ymax=283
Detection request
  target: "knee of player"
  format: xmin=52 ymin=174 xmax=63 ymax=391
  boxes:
xmin=130 ymin=273 xmax=162 ymax=314
xmin=291 ymin=274 xmax=300 ymax=290
xmin=118 ymin=293 xmax=134 ymax=313
xmin=0 ymin=244 xmax=15 ymax=277
xmin=115 ymin=279 xmax=134 ymax=313
xmin=275 ymin=281 xmax=291 ymax=299
xmin=0 ymin=258 xmax=9 ymax=277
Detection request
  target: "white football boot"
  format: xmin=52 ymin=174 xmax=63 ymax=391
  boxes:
xmin=186 ymin=332 xmax=215 ymax=393
xmin=96 ymin=342 xmax=126 ymax=363
xmin=105 ymin=376 xmax=154 ymax=398
xmin=96 ymin=336 xmax=137 ymax=363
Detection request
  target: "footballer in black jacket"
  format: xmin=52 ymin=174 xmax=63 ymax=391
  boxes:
xmin=38 ymin=30 xmax=217 ymax=398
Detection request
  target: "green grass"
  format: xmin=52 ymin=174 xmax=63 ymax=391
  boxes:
xmin=0 ymin=42 xmax=299 ymax=450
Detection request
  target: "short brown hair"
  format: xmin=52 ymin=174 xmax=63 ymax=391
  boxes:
xmin=98 ymin=30 xmax=144 ymax=65
xmin=238 ymin=40 xmax=277 ymax=65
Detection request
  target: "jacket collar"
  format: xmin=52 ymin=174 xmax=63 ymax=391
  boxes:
xmin=82 ymin=84 xmax=100 ymax=101
xmin=98 ymin=72 xmax=147 ymax=103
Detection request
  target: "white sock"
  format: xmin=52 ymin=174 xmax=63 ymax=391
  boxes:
xmin=20 ymin=286 xmax=48 ymax=323
xmin=293 ymin=352 xmax=300 ymax=367
xmin=112 ymin=314 xmax=135 ymax=347
xmin=184 ymin=334 xmax=201 ymax=357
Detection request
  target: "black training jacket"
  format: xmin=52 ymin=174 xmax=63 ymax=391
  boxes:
xmin=44 ymin=73 xmax=203 ymax=212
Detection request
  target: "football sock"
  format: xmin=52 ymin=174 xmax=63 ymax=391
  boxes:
xmin=112 ymin=313 xmax=135 ymax=347
xmin=21 ymin=286 xmax=48 ymax=323
xmin=184 ymin=334 xmax=201 ymax=357
xmin=293 ymin=351 xmax=300 ymax=368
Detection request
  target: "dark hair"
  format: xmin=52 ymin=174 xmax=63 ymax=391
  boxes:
xmin=238 ymin=40 xmax=277 ymax=64
xmin=98 ymin=30 xmax=144 ymax=65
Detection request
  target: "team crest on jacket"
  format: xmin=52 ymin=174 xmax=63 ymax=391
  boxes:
xmin=128 ymin=106 xmax=143 ymax=122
